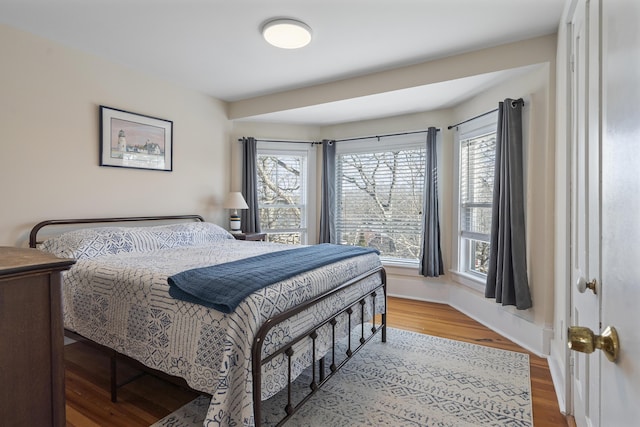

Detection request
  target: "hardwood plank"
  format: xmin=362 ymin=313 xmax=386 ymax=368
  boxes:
xmin=65 ymin=297 xmax=569 ymax=426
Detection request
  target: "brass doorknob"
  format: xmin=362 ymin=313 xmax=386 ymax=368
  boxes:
xmin=568 ymin=325 xmax=619 ymax=362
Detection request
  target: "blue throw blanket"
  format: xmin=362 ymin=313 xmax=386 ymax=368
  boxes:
xmin=167 ymin=243 xmax=379 ymax=314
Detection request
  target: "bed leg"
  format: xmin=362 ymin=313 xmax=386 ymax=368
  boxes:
xmin=110 ymin=351 xmax=118 ymax=402
xmin=382 ymin=313 xmax=387 ymax=343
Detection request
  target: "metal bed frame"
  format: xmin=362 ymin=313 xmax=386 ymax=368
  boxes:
xmin=30 ymin=215 xmax=387 ymax=426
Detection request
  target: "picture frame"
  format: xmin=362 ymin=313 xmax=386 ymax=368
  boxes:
xmin=99 ymin=106 xmax=173 ymax=171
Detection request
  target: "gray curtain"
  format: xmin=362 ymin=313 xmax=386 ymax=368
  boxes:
xmin=241 ymin=137 xmax=260 ymax=233
xmin=319 ymin=140 xmax=336 ymax=243
xmin=420 ymin=127 xmax=444 ymax=277
xmin=485 ymin=99 xmax=532 ymax=309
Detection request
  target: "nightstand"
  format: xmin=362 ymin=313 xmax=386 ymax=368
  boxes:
xmin=232 ymin=232 xmax=267 ymax=241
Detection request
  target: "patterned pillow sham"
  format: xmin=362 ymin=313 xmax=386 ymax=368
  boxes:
xmin=39 ymin=222 xmax=233 ymax=259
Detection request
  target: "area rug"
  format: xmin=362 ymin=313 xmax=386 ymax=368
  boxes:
xmin=151 ymin=326 xmax=532 ymax=427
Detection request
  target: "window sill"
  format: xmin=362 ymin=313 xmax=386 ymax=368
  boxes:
xmin=449 ymin=270 xmax=486 ymax=293
xmin=381 ymin=260 xmax=420 ymax=277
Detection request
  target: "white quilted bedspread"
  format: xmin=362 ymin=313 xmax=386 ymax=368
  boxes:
xmin=60 ymin=240 xmax=384 ymax=426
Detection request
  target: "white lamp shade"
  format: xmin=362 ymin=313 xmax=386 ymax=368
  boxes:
xmin=223 ymin=192 xmax=249 ymax=210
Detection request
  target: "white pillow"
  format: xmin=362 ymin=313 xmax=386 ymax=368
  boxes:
xmin=39 ymin=222 xmax=232 ymax=259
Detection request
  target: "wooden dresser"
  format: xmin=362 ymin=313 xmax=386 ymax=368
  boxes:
xmin=0 ymin=247 xmax=75 ymax=427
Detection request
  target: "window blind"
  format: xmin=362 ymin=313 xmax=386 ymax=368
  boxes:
xmin=460 ymin=132 xmax=496 ymax=242
xmin=336 ymin=142 xmax=425 ymax=261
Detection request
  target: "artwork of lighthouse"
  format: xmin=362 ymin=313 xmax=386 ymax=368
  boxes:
xmin=100 ymin=106 xmax=173 ymax=171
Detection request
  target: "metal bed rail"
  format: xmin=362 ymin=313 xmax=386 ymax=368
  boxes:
xmin=252 ymin=267 xmax=387 ymax=426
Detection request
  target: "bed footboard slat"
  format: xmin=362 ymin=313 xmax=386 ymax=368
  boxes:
xmin=252 ymin=267 xmax=387 ymax=427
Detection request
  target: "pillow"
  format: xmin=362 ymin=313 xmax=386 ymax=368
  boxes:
xmin=39 ymin=222 xmax=233 ymax=259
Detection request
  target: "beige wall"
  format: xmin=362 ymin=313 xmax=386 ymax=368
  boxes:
xmin=312 ymin=63 xmax=556 ymax=355
xmin=0 ymin=21 xmax=557 ymax=355
xmin=0 ymin=24 xmax=230 ymax=246
xmin=447 ymin=62 xmax=556 ymax=355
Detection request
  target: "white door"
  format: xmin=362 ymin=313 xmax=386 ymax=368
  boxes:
xmin=599 ymin=0 xmax=640 ymax=425
xmin=569 ymin=0 xmax=602 ymax=425
xmin=569 ymin=0 xmax=640 ymax=426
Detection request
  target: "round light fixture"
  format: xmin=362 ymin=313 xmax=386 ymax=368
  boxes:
xmin=261 ymin=18 xmax=312 ymax=49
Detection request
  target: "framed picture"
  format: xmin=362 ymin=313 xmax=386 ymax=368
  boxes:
xmin=99 ymin=106 xmax=173 ymax=171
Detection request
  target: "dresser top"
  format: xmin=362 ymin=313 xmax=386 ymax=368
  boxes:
xmin=0 ymin=247 xmax=75 ymax=276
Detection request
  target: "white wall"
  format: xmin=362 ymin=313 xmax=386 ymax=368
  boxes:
xmin=448 ymin=63 xmax=556 ymax=357
xmin=0 ymin=24 xmax=231 ymax=246
xmin=229 ymin=39 xmax=557 ymax=357
xmin=315 ymin=64 xmax=556 ymax=357
xmin=228 ymin=121 xmax=322 ymax=192
xmin=0 ymin=20 xmax=559 ymax=358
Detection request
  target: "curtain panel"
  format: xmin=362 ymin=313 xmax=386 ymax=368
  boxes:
xmin=420 ymin=127 xmax=444 ymax=277
xmin=485 ymin=99 xmax=532 ymax=310
xmin=241 ymin=137 xmax=261 ymax=233
xmin=319 ymin=140 xmax=336 ymax=243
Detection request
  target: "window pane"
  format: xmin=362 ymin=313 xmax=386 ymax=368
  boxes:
xmin=469 ymin=239 xmax=491 ymax=275
xmin=257 ymin=152 xmax=307 ymax=243
xmin=257 ymin=154 xmax=304 ymax=205
xmin=459 ymin=130 xmax=496 ymax=278
xmin=259 ymin=206 xmax=303 ymax=230
xmin=267 ymin=232 xmax=301 ymax=245
xmin=462 ymin=206 xmax=492 ymax=235
xmin=337 ymin=147 xmax=425 ymax=261
xmin=460 ymin=133 xmax=496 ymax=230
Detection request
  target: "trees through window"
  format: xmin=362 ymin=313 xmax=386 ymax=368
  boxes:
xmin=454 ymin=113 xmax=498 ymax=280
xmin=256 ymin=143 xmax=315 ymax=244
xmin=336 ymin=137 xmax=426 ymax=263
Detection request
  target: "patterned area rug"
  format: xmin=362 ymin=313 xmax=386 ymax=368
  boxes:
xmin=151 ymin=327 xmax=532 ymax=427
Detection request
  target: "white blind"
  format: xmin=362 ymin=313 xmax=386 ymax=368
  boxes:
xmin=460 ymin=132 xmax=495 ymax=241
xmin=336 ymin=139 xmax=425 ymax=261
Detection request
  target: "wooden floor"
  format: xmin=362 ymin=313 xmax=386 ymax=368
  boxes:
xmin=64 ymin=297 xmax=569 ymax=426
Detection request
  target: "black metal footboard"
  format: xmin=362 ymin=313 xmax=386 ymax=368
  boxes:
xmin=251 ymin=266 xmax=387 ymax=427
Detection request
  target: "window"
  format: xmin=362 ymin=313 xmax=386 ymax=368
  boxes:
xmin=335 ymin=135 xmax=426 ymax=263
xmin=453 ymin=113 xmax=497 ymax=282
xmin=256 ymin=142 xmax=316 ymax=244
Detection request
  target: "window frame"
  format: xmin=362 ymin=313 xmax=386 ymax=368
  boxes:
xmin=335 ymin=134 xmax=428 ymax=265
xmin=256 ymin=141 xmax=317 ymax=245
xmin=451 ymin=112 xmax=498 ymax=290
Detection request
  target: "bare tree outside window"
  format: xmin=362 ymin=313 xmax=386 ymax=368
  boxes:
xmin=256 ymin=153 xmax=306 ymax=244
xmin=337 ymin=147 xmax=425 ymax=261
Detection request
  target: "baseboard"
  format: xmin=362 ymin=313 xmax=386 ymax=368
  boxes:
xmin=548 ymin=342 xmax=569 ymax=414
xmin=385 ymin=269 xmax=552 ymax=357
xmin=448 ymin=286 xmax=551 ymax=357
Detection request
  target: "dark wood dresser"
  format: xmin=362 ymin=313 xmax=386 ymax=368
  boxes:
xmin=0 ymin=247 xmax=75 ymax=427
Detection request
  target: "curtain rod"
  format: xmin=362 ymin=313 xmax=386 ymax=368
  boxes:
xmin=237 ymin=138 xmax=321 ymax=145
xmin=331 ymin=128 xmax=440 ymax=143
xmin=447 ymin=98 xmax=524 ymax=130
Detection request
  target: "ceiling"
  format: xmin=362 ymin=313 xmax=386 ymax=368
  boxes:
xmin=0 ymin=0 xmax=565 ymax=125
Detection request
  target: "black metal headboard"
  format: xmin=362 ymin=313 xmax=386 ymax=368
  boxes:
xmin=29 ymin=215 xmax=205 ymax=248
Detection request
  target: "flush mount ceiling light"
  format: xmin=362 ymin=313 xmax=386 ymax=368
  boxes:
xmin=261 ymin=18 xmax=312 ymax=49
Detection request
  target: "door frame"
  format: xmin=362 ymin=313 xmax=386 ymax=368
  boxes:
xmin=566 ymin=0 xmax=603 ymax=425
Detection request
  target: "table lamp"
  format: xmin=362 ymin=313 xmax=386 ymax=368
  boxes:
xmin=223 ymin=192 xmax=249 ymax=234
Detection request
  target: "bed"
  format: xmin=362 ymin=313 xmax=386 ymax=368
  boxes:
xmin=30 ymin=215 xmax=387 ymax=426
